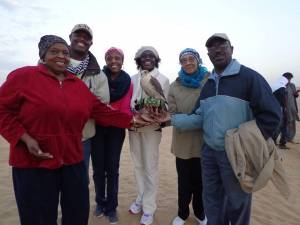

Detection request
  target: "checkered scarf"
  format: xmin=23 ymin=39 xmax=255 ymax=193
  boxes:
xmin=67 ymin=54 xmax=90 ymax=75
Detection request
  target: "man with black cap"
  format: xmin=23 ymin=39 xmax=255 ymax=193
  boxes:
xmin=153 ymin=33 xmax=281 ymax=225
xmin=67 ymin=23 xmax=110 ymax=216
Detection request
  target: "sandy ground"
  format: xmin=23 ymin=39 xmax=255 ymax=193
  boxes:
xmin=0 ymin=124 xmax=300 ymax=225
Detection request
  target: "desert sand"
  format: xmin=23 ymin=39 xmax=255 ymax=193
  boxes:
xmin=0 ymin=124 xmax=300 ymax=225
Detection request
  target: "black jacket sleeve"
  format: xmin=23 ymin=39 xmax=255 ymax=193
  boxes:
xmin=248 ymin=70 xmax=281 ymax=139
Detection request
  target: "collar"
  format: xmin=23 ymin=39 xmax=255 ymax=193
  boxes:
xmin=38 ymin=63 xmax=77 ymax=81
xmin=209 ymin=59 xmax=241 ymax=80
xmin=86 ymin=51 xmax=100 ymax=71
xmin=139 ymin=67 xmax=160 ymax=78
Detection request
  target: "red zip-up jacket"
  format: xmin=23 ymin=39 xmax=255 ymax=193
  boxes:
xmin=0 ymin=64 xmax=133 ymax=169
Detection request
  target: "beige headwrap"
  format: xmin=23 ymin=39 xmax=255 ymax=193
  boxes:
xmin=134 ymin=46 xmax=159 ymax=59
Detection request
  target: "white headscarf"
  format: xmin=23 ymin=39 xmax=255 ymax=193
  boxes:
xmin=271 ymin=76 xmax=288 ymax=92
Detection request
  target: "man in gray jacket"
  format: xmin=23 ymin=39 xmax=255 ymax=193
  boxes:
xmin=67 ymin=24 xmax=110 ymax=179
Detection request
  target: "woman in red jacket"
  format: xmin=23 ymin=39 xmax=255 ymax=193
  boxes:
xmin=0 ymin=35 xmax=146 ymax=225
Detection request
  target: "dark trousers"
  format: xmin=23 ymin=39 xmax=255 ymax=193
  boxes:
xmin=273 ymin=109 xmax=287 ymax=145
xmin=91 ymin=125 xmax=125 ymax=216
xmin=202 ymin=145 xmax=252 ymax=225
xmin=13 ymin=162 xmax=89 ymax=225
xmin=176 ymin=157 xmax=205 ymax=220
xmin=82 ymin=138 xmax=91 ymax=182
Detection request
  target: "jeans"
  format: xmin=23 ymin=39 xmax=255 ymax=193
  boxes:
xmin=202 ymin=145 xmax=252 ymax=225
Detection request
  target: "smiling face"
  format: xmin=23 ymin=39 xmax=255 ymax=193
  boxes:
xmin=207 ymin=38 xmax=233 ymax=73
xmin=180 ymin=54 xmax=199 ymax=74
xmin=105 ymin=52 xmax=123 ymax=76
xmin=69 ymin=30 xmax=92 ymax=59
xmin=44 ymin=43 xmax=70 ymax=75
xmin=139 ymin=50 xmax=157 ymax=71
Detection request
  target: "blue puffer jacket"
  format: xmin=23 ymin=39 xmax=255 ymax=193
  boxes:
xmin=171 ymin=59 xmax=281 ymax=151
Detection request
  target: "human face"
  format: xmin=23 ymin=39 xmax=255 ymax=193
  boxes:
xmin=207 ymin=39 xmax=233 ymax=73
xmin=105 ymin=52 xmax=123 ymax=76
xmin=44 ymin=43 xmax=70 ymax=75
xmin=140 ymin=50 xmax=157 ymax=71
xmin=69 ymin=30 xmax=92 ymax=55
xmin=180 ymin=54 xmax=198 ymax=74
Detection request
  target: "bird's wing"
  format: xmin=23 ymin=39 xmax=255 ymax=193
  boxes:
xmin=150 ymin=76 xmax=166 ymax=100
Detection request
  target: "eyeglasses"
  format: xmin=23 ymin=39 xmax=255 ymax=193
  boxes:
xmin=207 ymin=42 xmax=230 ymax=53
xmin=180 ymin=56 xmax=197 ymax=65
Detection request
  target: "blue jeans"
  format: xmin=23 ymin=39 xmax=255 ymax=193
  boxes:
xmin=202 ymin=145 xmax=252 ymax=225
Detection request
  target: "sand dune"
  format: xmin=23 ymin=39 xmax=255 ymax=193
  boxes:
xmin=0 ymin=124 xmax=300 ymax=225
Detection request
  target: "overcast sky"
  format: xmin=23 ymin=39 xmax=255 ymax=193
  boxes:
xmin=1 ymin=0 xmax=299 ymax=86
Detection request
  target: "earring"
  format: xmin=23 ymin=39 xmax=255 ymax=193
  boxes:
xmin=38 ymin=59 xmax=45 ymax=64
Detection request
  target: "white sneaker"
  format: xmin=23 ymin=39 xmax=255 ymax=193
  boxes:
xmin=195 ymin=216 xmax=207 ymax=225
xmin=129 ymin=201 xmax=142 ymax=214
xmin=172 ymin=216 xmax=185 ymax=225
xmin=140 ymin=213 xmax=154 ymax=225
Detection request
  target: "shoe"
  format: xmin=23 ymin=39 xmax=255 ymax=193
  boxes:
xmin=94 ymin=205 xmax=104 ymax=217
xmin=140 ymin=213 xmax=154 ymax=225
xmin=107 ymin=213 xmax=118 ymax=224
xmin=172 ymin=216 xmax=185 ymax=225
xmin=195 ymin=216 xmax=207 ymax=225
xmin=129 ymin=201 xmax=142 ymax=214
xmin=278 ymin=144 xmax=290 ymax=149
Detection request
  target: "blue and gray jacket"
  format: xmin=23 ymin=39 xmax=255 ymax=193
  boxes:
xmin=171 ymin=59 xmax=281 ymax=151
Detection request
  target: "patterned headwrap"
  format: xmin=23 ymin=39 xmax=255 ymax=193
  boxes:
xmin=179 ymin=48 xmax=202 ymax=65
xmin=105 ymin=47 xmax=124 ymax=60
xmin=134 ymin=46 xmax=159 ymax=59
xmin=38 ymin=35 xmax=68 ymax=59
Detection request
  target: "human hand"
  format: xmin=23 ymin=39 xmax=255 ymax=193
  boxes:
xmin=20 ymin=133 xmax=53 ymax=159
xmin=144 ymin=105 xmax=160 ymax=116
xmin=132 ymin=113 xmax=152 ymax=128
xmin=151 ymin=110 xmax=171 ymax=123
xmin=139 ymin=113 xmax=156 ymax=124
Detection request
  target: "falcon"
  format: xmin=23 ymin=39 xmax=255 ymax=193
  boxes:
xmin=140 ymin=70 xmax=167 ymax=110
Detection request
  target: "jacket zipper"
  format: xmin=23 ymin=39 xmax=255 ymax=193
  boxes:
xmin=58 ymin=79 xmax=66 ymax=165
xmin=215 ymin=76 xmax=220 ymax=95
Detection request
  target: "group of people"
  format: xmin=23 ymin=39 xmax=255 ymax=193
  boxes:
xmin=0 ymin=23 xmax=294 ymax=225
